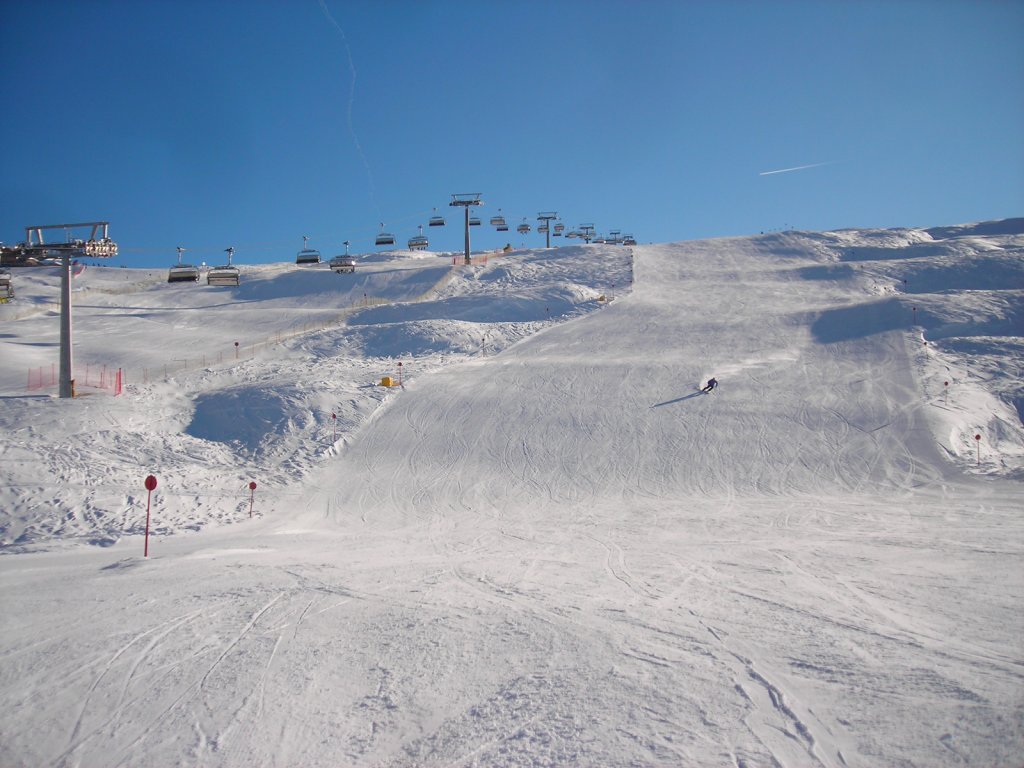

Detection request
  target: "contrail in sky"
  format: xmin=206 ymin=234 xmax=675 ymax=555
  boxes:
xmin=759 ymin=161 xmax=838 ymax=176
xmin=318 ymin=0 xmax=380 ymax=218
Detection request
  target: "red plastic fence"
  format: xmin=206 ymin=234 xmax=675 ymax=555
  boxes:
xmin=27 ymin=365 xmax=123 ymax=395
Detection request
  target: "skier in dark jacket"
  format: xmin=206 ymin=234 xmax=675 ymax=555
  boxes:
xmin=701 ymin=377 xmax=718 ymax=393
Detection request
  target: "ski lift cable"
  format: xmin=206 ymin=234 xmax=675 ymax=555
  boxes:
xmin=377 ymin=207 xmax=440 ymax=227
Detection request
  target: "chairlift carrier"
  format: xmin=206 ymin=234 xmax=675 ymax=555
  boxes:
xmin=408 ymin=225 xmax=429 ymax=251
xmin=167 ymin=246 xmax=200 ymax=283
xmin=0 ymin=269 xmax=13 ymax=300
xmin=329 ymin=241 xmax=356 ymax=273
xmin=375 ymin=223 xmax=396 ymax=247
xmin=207 ymin=247 xmax=240 ymax=286
xmin=329 ymin=255 xmax=356 ymax=273
xmin=296 ymin=235 xmax=321 ymax=265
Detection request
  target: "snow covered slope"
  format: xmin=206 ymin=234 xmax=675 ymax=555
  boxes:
xmin=0 ymin=225 xmax=1021 ymax=767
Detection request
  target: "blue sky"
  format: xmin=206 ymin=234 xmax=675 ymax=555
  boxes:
xmin=2 ymin=0 xmax=1021 ymax=267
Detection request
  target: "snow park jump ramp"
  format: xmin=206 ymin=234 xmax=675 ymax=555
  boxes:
xmin=1 ymin=228 xmax=1022 ymax=767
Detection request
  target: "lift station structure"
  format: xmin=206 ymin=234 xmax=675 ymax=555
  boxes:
xmin=0 ymin=222 xmax=118 ymax=398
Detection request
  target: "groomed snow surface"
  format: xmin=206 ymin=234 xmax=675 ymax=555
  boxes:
xmin=1 ymin=224 xmax=1022 ymax=767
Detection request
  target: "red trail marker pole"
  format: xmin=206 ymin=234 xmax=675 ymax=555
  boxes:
xmin=398 ymin=361 xmax=403 ymax=386
xmin=332 ymin=412 xmax=337 ymax=442
xmin=974 ymin=434 xmax=981 ymax=466
xmin=249 ymin=481 xmax=257 ymax=518
xmin=144 ymin=474 xmax=157 ymax=557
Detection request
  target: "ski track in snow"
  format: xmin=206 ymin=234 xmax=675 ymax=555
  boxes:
xmin=1 ymin=227 xmax=1022 ymax=767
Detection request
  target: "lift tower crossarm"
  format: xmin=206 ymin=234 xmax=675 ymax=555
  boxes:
xmin=26 ymin=221 xmax=111 ymax=246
